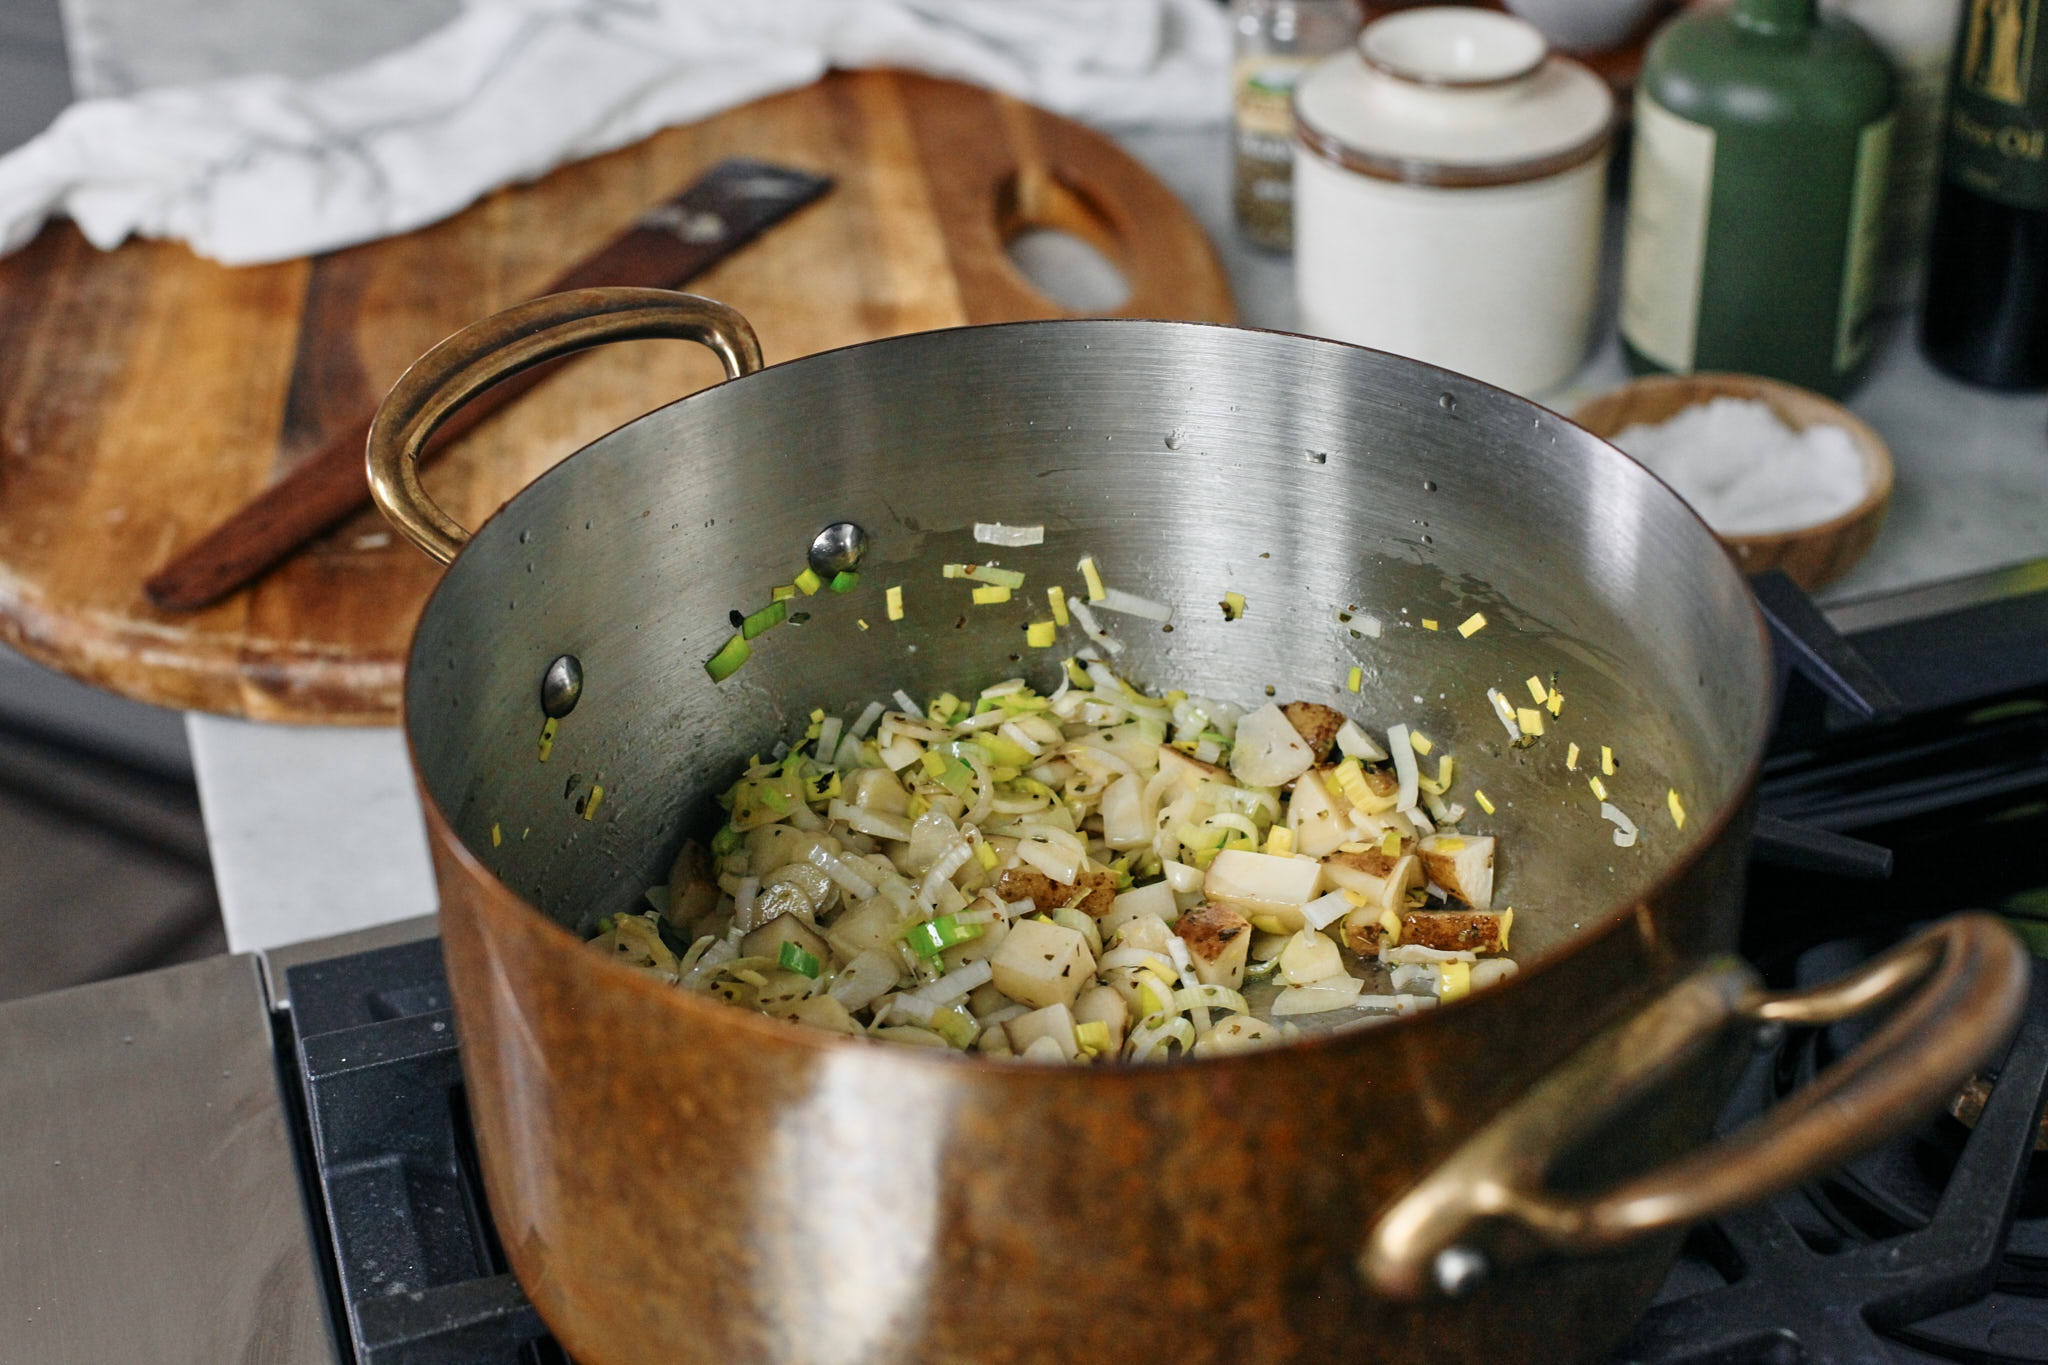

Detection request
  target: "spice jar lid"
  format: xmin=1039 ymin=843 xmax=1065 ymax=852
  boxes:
xmin=1295 ymin=8 xmax=1615 ymax=188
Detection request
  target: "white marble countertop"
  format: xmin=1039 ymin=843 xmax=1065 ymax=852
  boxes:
xmin=125 ymin=122 xmax=2048 ymax=953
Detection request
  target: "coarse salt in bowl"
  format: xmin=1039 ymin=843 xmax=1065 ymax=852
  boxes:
xmin=1570 ymin=373 xmax=1894 ymax=591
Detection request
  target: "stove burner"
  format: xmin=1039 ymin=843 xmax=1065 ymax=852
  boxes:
xmin=1612 ymin=955 xmax=2048 ymax=1365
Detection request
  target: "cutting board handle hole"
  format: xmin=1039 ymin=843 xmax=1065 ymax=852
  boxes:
xmin=998 ymin=169 xmax=1130 ymax=314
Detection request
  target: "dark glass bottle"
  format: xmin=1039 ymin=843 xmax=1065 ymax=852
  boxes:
xmin=1619 ymin=0 xmax=1897 ymax=399
xmin=1920 ymin=0 xmax=2048 ymax=388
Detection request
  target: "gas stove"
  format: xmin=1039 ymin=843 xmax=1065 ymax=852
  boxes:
xmin=6 ymin=560 xmax=2047 ymax=1365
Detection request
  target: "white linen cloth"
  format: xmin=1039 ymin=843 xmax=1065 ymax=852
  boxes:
xmin=0 ymin=0 xmax=1228 ymax=266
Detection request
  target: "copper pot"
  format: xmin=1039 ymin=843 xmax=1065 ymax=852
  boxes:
xmin=368 ymin=288 xmax=2027 ymax=1364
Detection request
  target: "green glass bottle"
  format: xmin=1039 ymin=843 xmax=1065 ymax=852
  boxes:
xmin=1620 ymin=0 xmax=1898 ymax=397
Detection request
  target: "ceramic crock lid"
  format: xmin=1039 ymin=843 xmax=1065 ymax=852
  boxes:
xmin=1295 ymin=7 xmax=1615 ymax=187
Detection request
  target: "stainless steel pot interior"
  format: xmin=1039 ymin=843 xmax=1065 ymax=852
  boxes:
xmin=404 ymin=319 xmax=1770 ymax=973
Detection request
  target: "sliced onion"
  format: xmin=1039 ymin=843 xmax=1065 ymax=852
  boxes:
xmin=1380 ymin=944 xmax=1477 ymax=964
xmin=1100 ymin=946 xmax=1177 ymax=973
xmin=851 ymin=701 xmax=886 ymax=739
xmin=806 ymin=845 xmax=877 ymax=900
xmin=1335 ymin=720 xmax=1388 ymax=762
xmin=1600 ymin=801 xmax=1640 ymax=848
xmin=1301 ymin=890 xmax=1352 ymax=931
xmin=814 ymin=716 xmax=843 ymax=762
xmin=1069 ymin=599 xmax=1124 ymax=655
xmin=828 ymin=800 xmax=913 ymax=842
xmin=973 ymin=522 xmax=1044 ymax=547
xmin=895 ymin=959 xmax=994 ymax=1021
xmin=1095 ymin=587 xmax=1173 ymax=624
xmin=893 ymin=689 xmax=921 ymax=715
xmin=1386 ymin=723 xmax=1420 ymax=812
xmin=1485 ymin=688 xmax=1524 ymax=744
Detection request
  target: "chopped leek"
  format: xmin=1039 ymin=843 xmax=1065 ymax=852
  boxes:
xmin=886 ymin=585 xmax=905 ymax=620
xmin=1457 ymin=612 xmax=1487 ymax=637
xmin=971 ymin=584 xmax=1012 ymax=605
xmin=742 ymin=601 xmax=787 ymax=639
xmin=778 ymin=940 xmax=822 ymax=978
xmin=905 ymin=915 xmax=984 ymax=959
xmin=1025 ymin=620 xmax=1057 ymax=648
xmin=1047 ymin=585 xmax=1070 ymax=625
xmin=794 ymin=567 xmax=822 ymax=595
xmin=1220 ymin=591 xmax=1246 ymax=621
xmin=538 ymin=717 xmax=558 ymax=762
xmin=704 ymin=634 xmax=750 ymax=681
xmin=1079 ymin=555 xmax=1106 ymax=602
xmin=830 ymin=570 xmax=860 ymax=593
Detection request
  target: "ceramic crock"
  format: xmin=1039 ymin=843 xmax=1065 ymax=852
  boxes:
xmin=1293 ymin=8 xmax=1616 ymax=395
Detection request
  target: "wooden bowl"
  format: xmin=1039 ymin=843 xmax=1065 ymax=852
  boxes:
xmin=1571 ymin=373 xmax=1894 ymax=592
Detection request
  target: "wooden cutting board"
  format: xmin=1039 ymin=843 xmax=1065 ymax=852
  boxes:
xmin=0 ymin=70 xmax=1233 ymax=725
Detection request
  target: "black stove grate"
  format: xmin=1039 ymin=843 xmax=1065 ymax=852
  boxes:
xmin=1614 ymin=959 xmax=2048 ymax=1365
xmin=285 ymin=940 xmax=562 ymax=1365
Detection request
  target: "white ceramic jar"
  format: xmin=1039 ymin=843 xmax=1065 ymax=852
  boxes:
xmin=1292 ymin=8 xmax=1616 ymax=396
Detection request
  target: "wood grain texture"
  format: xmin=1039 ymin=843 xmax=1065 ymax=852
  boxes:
xmin=0 ymin=71 xmax=1233 ymax=724
xmin=1571 ymin=372 xmax=1894 ymax=593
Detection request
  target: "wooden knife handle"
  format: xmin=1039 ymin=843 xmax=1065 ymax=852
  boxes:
xmin=143 ymin=158 xmax=829 ymax=612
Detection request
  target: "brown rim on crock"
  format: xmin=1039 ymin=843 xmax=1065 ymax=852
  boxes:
xmin=1293 ymin=99 xmax=1617 ymax=190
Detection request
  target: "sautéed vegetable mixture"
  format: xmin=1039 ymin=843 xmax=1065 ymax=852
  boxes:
xmin=588 ymin=665 xmax=1518 ymax=1063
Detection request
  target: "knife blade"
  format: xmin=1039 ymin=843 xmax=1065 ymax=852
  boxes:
xmin=144 ymin=158 xmax=832 ymax=612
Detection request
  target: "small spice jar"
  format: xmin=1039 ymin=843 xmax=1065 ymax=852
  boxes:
xmin=1231 ymin=0 xmax=1364 ymax=251
xmin=1292 ymin=8 xmax=1616 ymax=395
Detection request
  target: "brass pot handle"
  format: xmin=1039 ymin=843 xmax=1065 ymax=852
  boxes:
xmin=366 ymin=287 xmax=764 ymax=564
xmin=1363 ymin=912 xmax=2029 ymax=1298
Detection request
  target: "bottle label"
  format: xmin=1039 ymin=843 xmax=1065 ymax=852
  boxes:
xmin=1620 ymin=93 xmax=1718 ymax=373
xmin=1945 ymin=0 xmax=2048 ymax=209
xmin=1234 ymin=56 xmax=1314 ymax=168
xmin=1837 ymin=113 xmax=1896 ymax=370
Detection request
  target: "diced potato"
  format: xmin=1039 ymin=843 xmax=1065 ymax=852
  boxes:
xmin=780 ymin=994 xmax=861 ymax=1034
xmin=844 ymin=766 xmax=909 ymax=815
xmin=824 ymin=899 xmax=904 ymax=962
xmin=1073 ymin=984 xmax=1130 ymax=1049
xmin=1401 ymin=906 xmax=1513 ymax=954
xmin=1158 ymin=745 xmax=1229 ymax=791
xmin=997 ymin=866 xmax=1116 ymax=917
xmin=1174 ymin=903 xmax=1253 ymax=990
xmin=1286 ymin=769 xmax=1354 ymax=858
xmin=1341 ymin=902 xmax=1404 ymax=956
xmin=1230 ymin=703 xmax=1317 ymax=788
xmin=1321 ymin=850 xmax=1421 ymax=914
xmin=1102 ymin=882 xmax=1177 ymax=938
xmin=1319 ymin=845 xmax=1395 ymax=894
xmin=664 ymin=839 xmax=719 ymax=930
xmin=1113 ymin=912 xmax=1177 ymax=955
xmin=1196 ymin=1015 xmax=1282 ymax=1056
xmin=1281 ymin=702 xmax=1346 ymax=762
xmin=825 ymin=949 xmax=901 ymax=1011
xmin=1278 ymin=928 xmax=1344 ymax=986
xmin=989 ymin=918 xmax=1094 ymax=1009
xmin=1098 ymin=774 xmax=1150 ymax=850
xmin=1271 ymin=975 xmax=1366 ymax=1015
xmin=746 ymin=825 xmax=840 ymax=879
xmin=1006 ymin=1002 xmax=1081 ymax=1061
xmin=740 ymin=914 xmax=830 ymax=966
xmin=1204 ymin=848 xmax=1321 ymax=931
xmin=940 ymin=915 xmax=1009 ymax=972
xmin=1418 ymin=834 xmax=1496 ymax=911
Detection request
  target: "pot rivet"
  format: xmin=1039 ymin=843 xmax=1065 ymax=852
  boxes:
xmin=1431 ymin=1246 xmax=1489 ymax=1298
xmin=541 ymin=654 xmax=584 ymax=719
xmin=809 ymin=522 xmax=870 ymax=577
